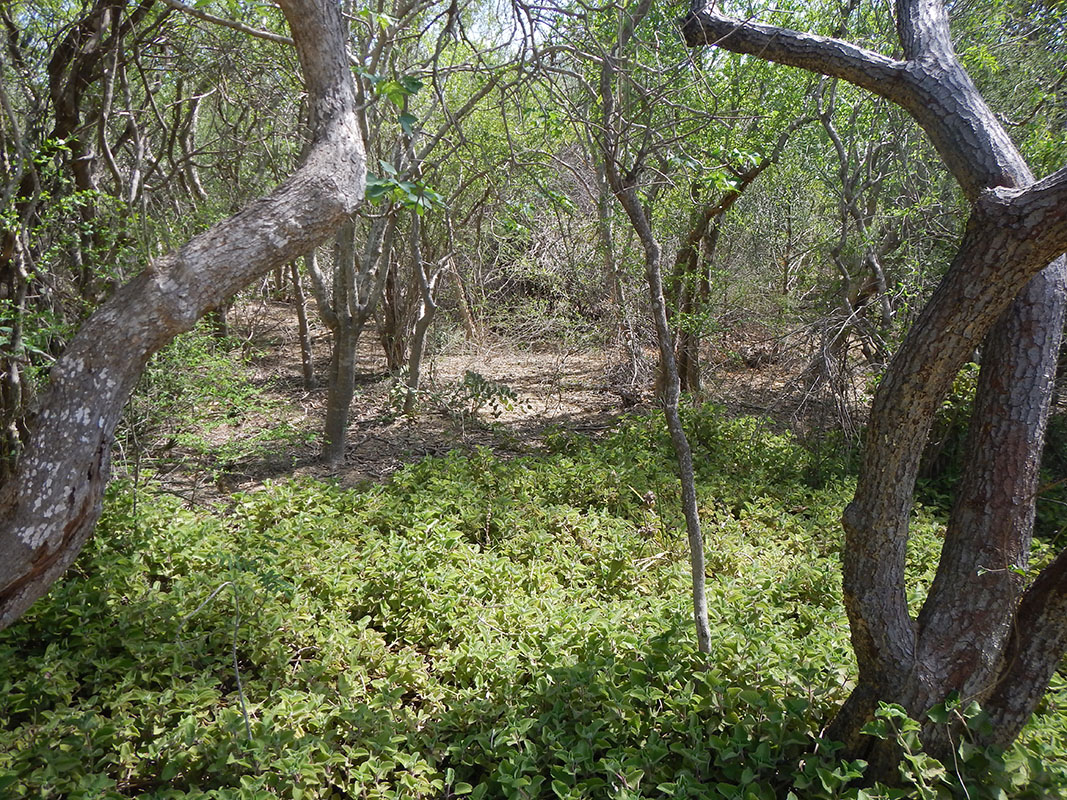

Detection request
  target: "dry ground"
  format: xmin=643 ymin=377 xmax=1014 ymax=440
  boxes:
xmin=135 ymin=297 xmax=872 ymax=500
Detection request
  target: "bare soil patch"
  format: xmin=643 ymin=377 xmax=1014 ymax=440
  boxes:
xmin=140 ymin=298 xmax=869 ymax=499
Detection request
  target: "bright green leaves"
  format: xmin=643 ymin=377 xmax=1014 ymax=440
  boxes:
xmin=353 ymin=69 xmax=438 ymax=211
xmin=355 ymin=67 xmax=425 ymax=108
xmin=366 ymin=160 xmax=445 ymax=215
xmin=3 ymin=407 xmax=1067 ymax=797
xmin=376 ymin=75 xmax=425 ymax=106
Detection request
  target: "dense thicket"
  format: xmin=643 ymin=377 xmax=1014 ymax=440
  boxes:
xmin=1 ymin=0 xmax=1066 ymax=794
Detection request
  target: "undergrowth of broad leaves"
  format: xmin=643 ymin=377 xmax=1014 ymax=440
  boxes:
xmin=1 ymin=409 xmax=1065 ymax=799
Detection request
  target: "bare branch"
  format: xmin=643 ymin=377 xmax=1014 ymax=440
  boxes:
xmin=681 ymin=8 xmax=906 ymax=103
xmin=156 ymin=0 xmax=294 ymax=46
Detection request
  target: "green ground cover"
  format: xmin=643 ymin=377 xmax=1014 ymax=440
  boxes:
xmin=1 ymin=409 xmax=1064 ymax=799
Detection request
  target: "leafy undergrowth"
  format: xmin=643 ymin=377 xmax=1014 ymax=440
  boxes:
xmin=1 ymin=408 xmax=1065 ymax=799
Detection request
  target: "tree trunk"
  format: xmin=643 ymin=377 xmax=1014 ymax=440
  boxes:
xmin=378 ymin=261 xmax=408 ymax=373
xmin=289 ymin=261 xmax=316 ymax=390
xmin=403 ymin=216 xmax=440 ymax=416
xmin=322 ymin=326 xmax=361 ymax=466
xmin=685 ymin=0 xmax=1067 ymax=767
xmin=0 ymin=0 xmax=366 ymax=630
xmin=668 ymin=116 xmax=809 ymax=393
xmin=600 ymin=0 xmax=712 ymax=654
xmin=321 ymin=219 xmax=361 ymax=465
xmin=449 ymin=260 xmax=478 ymax=342
xmin=307 ymin=214 xmax=396 ymax=463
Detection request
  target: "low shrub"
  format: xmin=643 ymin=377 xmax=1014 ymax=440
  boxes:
xmin=0 ymin=408 xmax=1063 ymax=798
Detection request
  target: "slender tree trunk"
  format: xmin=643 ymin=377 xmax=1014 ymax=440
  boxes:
xmin=322 ymin=326 xmax=361 ymax=466
xmin=449 ymin=260 xmax=478 ymax=342
xmin=599 ymin=0 xmax=711 ymax=653
xmin=378 ymin=261 xmax=407 ymax=373
xmin=321 ymin=220 xmax=359 ymax=465
xmin=403 ymin=217 xmax=440 ymax=415
xmin=612 ymin=175 xmax=711 ymax=655
xmin=308 ymin=215 xmax=396 ymax=463
xmin=595 ymin=160 xmax=637 ymax=376
xmin=290 ymin=261 xmax=316 ymax=389
xmin=668 ymin=116 xmax=808 ymax=393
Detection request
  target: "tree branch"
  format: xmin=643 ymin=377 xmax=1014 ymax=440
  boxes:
xmin=156 ymin=0 xmax=294 ymax=46
xmin=0 ymin=0 xmax=364 ymax=630
xmin=681 ymin=8 xmax=907 ymax=104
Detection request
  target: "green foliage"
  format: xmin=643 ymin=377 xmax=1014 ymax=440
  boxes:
xmin=1 ymin=408 xmax=1064 ymax=798
xmin=445 ymin=370 xmax=522 ymax=419
xmin=861 ymin=699 xmax=1067 ymax=799
xmin=1036 ymin=412 xmax=1067 ymax=541
xmin=366 ymin=161 xmax=446 ymax=214
xmin=120 ymin=325 xmax=312 ymax=480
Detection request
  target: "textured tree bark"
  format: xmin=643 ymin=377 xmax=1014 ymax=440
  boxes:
xmin=309 ymin=215 xmax=396 ymax=465
xmin=322 ymin=326 xmax=362 ymax=467
xmin=685 ymin=0 xmax=1067 ymax=766
xmin=0 ymin=0 xmax=366 ymax=630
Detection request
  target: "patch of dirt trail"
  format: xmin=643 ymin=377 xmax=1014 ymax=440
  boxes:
xmin=214 ymin=300 xmax=633 ymax=491
xmin=154 ymin=298 xmax=866 ymax=498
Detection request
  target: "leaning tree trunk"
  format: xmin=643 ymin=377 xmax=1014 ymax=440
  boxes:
xmin=685 ymin=0 xmax=1067 ymax=771
xmin=0 ymin=0 xmax=366 ymax=630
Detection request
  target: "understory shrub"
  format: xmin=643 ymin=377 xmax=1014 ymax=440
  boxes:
xmin=0 ymin=408 xmax=1064 ymax=798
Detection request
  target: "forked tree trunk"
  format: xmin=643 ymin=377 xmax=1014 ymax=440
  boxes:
xmin=307 ymin=215 xmax=396 ymax=465
xmin=402 ymin=216 xmax=441 ymax=416
xmin=320 ymin=220 xmax=362 ymax=466
xmin=668 ymin=116 xmax=809 ymax=393
xmin=0 ymin=0 xmax=366 ymax=630
xmin=685 ymin=0 xmax=1067 ymax=770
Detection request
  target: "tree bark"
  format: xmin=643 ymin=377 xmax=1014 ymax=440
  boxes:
xmin=0 ymin=0 xmax=366 ymax=630
xmin=685 ymin=0 xmax=1067 ymax=765
xmin=449 ymin=260 xmax=479 ymax=343
xmin=403 ymin=215 xmax=442 ymax=416
xmin=322 ymin=326 xmax=361 ymax=466
xmin=309 ymin=214 xmax=396 ymax=465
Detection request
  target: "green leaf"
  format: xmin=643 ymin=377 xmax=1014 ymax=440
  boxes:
xmin=926 ymin=702 xmax=949 ymax=724
xmin=399 ymin=112 xmax=417 ymax=135
xmin=400 ymin=75 xmax=423 ymax=95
